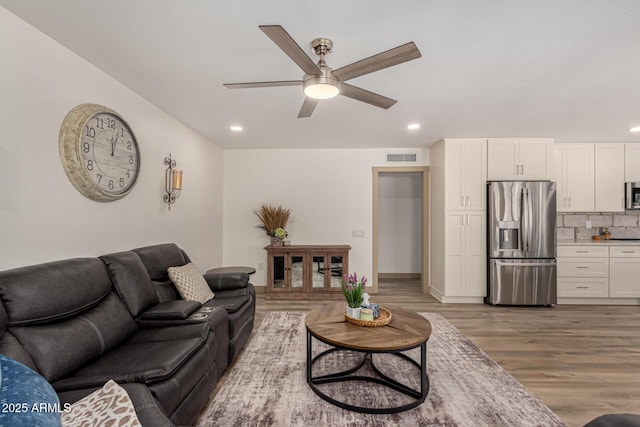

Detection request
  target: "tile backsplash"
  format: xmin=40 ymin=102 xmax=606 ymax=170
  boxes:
xmin=557 ymin=212 xmax=640 ymax=240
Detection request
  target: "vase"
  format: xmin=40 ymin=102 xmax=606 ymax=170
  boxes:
xmin=346 ymin=306 xmax=361 ymax=319
xmin=270 ymin=237 xmax=283 ymax=246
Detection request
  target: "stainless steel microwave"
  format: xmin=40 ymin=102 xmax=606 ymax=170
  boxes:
xmin=626 ymin=182 xmax=640 ymax=209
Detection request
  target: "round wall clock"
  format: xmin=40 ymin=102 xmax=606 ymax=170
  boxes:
xmin=59 ymin=103 xmax=140 ymax=202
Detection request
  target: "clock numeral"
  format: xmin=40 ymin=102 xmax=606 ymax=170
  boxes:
xmin=127 ymin=141 xmax=132 ymax=150
xmin=108 ymin=180 xmax=114 ymax=190
xmin=126 ymin=169 xmax=131 ymax=178
xmin=85 ymin=126 xmax=95 ymax=139
xmin=82 ymin=141 xmax=90 ymax=153
xmin=119 ymin=178 xmax=125 ymax=187
xmin=107 ymin=119 xmax=116 ymax=130
xmin=119 ymin=127 xmax=125 ymax=138
xmin=95 ymin=118 xmax=104 ymax=129
xmin=129 ymin=155 xmax=134 ymax=165
xmin=96 ymin=173 xmax=103 ymax=184
xmin=86 ymin=160 xmax=94 ymax=171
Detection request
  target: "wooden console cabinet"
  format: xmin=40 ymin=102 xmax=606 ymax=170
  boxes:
xmin=265 ymin=245 xmax=350 ymax=300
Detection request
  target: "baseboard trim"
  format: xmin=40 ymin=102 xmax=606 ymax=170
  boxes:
xmin=378 ymin=273 xmax=421 ymax=281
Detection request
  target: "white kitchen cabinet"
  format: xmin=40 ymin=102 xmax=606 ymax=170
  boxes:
xmin=553 ymin=144 xmax=594 ymax=212
xmin=487 ymin=138 xmax=553 ymax=180
xmin=444 ymin=139 xmax=486 ymax=211
xmin=557 ymin=245 xmax=609 ymax=298
xmin=595 ymin=144 xmax=625 ymax=212
xmin=625 ymin=144 xmax=640 ymax=181
xmin=430 ymin=138 xmax=487 ymax=303
xmin=444 ymin=211 xmax=486 ymax=297
xmin=609 ymin=246 xmax=640 ymax=297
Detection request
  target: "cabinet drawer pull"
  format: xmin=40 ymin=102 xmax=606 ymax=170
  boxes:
xmin=576 ymin=250 xmax=589 ymax=253
xmin=621 ymin=251 xmax=635 ymax=254
xmin=576 ymin=266 xmax=589 ymax=269
xmin=576 ymin=286 xmax=589 ymax=289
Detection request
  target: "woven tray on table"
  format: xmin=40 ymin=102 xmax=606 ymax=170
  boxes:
xmin=344 ymin=307 xmax=392 ymax=327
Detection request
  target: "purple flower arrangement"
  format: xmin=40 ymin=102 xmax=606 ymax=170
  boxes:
xmin=342 ymin=272 xmax=367 ymax=308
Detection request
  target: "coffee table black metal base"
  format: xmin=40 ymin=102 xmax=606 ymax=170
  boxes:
xmin=306 ymin=330 xmax=429 ymax=414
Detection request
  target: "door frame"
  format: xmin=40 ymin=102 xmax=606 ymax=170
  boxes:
xmin=372 ymin=166 xmax=430 ymax=294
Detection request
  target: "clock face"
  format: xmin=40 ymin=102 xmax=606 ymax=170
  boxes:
xmin=81 ymin=112 xmax=139 ymax=195
xmin=59 ymin=104 xmax=141 ymax=202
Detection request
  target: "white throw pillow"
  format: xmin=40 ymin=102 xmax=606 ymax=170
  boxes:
xmin=61 ymin=380 xmax=141 ymax=427
xmin=168 ymin=262 xmax=215 ymax=304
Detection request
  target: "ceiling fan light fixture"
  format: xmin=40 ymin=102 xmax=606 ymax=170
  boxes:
xmin=303 ymin=73 xmax=340 ymax=99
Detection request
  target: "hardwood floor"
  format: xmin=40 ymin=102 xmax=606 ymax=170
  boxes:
xmin=248 ymin=280 xmax=640 ymax=426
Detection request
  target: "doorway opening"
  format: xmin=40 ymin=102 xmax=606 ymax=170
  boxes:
xmin=372 ymin=167 xmax=429 ymax=294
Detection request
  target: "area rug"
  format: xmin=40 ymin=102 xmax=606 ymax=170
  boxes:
xmin=198 ymin=312 xmax=566 ymax=427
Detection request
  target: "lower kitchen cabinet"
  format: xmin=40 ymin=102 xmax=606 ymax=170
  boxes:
xmin=609 ymin=247 xmax=640 ymax=297
xmin=557 ymin=244 xmax=640 ymax=303
xmin=557 ymin=245 xmax=609 ymax=298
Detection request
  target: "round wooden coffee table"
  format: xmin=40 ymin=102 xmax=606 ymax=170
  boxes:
xmin=305 ymin=302 xmax=431 ymax=414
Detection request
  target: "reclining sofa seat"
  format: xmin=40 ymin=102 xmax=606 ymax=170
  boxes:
xmin=130 ymin=243 xmax=256 ymax=362
xmin=0 ymin=257 xmax=218 ymax=426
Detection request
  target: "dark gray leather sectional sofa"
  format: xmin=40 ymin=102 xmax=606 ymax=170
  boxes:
xmin=0 ymin=243 xmax=255 ymax=426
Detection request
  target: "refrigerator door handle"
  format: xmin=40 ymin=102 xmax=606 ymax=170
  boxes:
xmin=520 ymin=188 xmax=529 ymax=254
xmin=527 ymin=187 xmax=533 ymax=254
xmin=494 ymin=260 xmax=556 ymax=267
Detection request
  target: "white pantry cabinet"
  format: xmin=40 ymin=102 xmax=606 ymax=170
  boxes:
xmin=430 ymin=138 xmax=487 ymax=303
xmin=487 ymin=138 xmax=553 ymax=180
xmin=444 ymin=139 xmax=487 ymax=211
xmin=595 ymin=144 xmax=625 ymax=212
xmin=444 ymin=211 xmax=486 ymax=297
xmin=553 ymin=144 xmax=594 ymax=212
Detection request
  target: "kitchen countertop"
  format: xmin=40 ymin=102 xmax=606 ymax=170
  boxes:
xmin=558 ymin=239 xmax=640 ymax=246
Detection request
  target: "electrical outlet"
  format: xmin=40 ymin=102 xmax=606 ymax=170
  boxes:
xmin=586 ymin=220 xmax=592 ymax=229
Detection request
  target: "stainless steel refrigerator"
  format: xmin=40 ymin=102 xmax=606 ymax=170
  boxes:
xmin=487 ymin=181 xmax=557 ymax=306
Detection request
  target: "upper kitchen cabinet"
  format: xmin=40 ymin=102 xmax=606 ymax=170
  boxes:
xmin=487 ymin=138 xmax=553 ymax=180
xmin=595 ymin=144 xmax=625 ymax=212
xmin=625 ymin=144 xmax=640 ymax=181
xmin=444 ymin=139 xmax=487 ymax=211
xmin=553 ymin=143 xmax=594 ymax=212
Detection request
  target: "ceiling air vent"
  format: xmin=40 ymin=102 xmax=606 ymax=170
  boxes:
xmin=386 ymin=153 xmax=417 ymax=163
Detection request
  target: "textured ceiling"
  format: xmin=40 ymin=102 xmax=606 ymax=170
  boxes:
xmin=2 ymin=0 xmax=640 ymax=149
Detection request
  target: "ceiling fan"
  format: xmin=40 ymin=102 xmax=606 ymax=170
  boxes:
xmin=223 ymin=25 xmax=422 ymax=118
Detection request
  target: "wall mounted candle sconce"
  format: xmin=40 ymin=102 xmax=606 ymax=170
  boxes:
xmin=164 ymin=153 xmax=183 ymax=210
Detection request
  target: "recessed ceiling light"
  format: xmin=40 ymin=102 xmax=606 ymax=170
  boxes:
xmin=407 ymin=123 xmax=421 ymax=130
xmin=230 ymin=125 xmax=243 ymax=132
xmin=630 ymin=126 xmax=640 ymax=132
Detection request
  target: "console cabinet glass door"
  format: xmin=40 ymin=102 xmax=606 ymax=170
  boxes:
xmin=270 ymin=253 xmax=307 ymax=292
xmin=273 ymin=255 xmax=286 ymax=289
xmin=290 ymin=255 xmax=305 ymax=289
xmin=310 ymin=252 xmax=347 ymax=291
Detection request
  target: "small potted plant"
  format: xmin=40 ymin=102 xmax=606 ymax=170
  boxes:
xmin=342 ymin=273 xmax=366 ymax=319
xmin=254 ymin=203 xmax=291 ymax=246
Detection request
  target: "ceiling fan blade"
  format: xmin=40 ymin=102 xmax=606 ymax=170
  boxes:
xmin=339 ymin=83 xmax=397 ymax=109
xmin=297 ymin=97 xmax=319 ymax=118
xmin=332 ymin=42 xmax=421 ymax=82
xmin=259 ymin=25 xmax=321 ymax=76
xmin=224 ymin=80 xmax=302 ymax=89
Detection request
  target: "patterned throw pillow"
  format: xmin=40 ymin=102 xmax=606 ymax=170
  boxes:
xmin=167 ymin=263 xmax=215 ymax=304
xmin=60 ymin=380 xmax=141 ymax=427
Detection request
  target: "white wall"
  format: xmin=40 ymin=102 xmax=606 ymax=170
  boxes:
xmin=223 ymin=148 xmax=429 ymax=286
xmin=0 ymin=7 xmax=223 ymax=270
xmin=378 ymin=172 xmax=422 ymax=273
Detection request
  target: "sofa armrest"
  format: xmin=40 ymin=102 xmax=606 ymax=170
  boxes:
xmin=139 ymin=301 xmax=201 ymax=320
xmin=204 ymin=270 xmax=249 ymax=291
